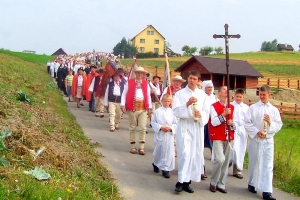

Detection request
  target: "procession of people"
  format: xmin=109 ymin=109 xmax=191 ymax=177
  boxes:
xmin=46 ymin=53 xmax=282 ymax=200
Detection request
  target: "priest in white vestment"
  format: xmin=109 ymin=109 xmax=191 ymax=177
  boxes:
xmin=172 ymin=70 xmax=210 ymax=193
xmin=244 ymin=85 xmax=282 ymax=200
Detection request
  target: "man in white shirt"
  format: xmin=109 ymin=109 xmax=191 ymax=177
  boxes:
xmin=104 ymin=72 xmax=125 ymax=132
xmin=149 ymin=75 xmax=162 ymax=121
xmin=121 ymin=67 xmax=152 ymax=155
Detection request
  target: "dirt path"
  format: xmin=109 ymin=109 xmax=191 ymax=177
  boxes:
xmin=65 ymin=96 xmax=297 ymax=200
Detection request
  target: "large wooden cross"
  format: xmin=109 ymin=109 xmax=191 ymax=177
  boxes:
xmin=213 ymin=23 xmax=240 ymax=142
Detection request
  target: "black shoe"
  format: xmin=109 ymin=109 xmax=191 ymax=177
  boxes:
xmin=175 ymin=182 xmax=183 ymax=193
xmin=152 ymin=163 xmax=159 ymax=173
xmin=91 ymin=110 xmax=95 ymax=113
xmin=162 ymin=170 xmax=170 ymax=178
xmin=182 ymin=184 xmax=194 ymax=193
xmin=100 ymin=115 xmax=104 ymax=118
xmin=80 ymin=103 xmax=84 ymax=106
xmin=263 ymin=192 xmax=276 ymax=200
xmin=248 ymin=185 xmax=257 ymax=193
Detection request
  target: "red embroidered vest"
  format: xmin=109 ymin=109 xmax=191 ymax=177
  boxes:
xmin=209 ymin=101 xmax=235 ymax=141
xmin=125 ymin=79 xmax=149 ymax=111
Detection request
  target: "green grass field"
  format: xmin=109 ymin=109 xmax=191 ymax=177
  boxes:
xmin=0 ymin=52 xmax=121 ymax=199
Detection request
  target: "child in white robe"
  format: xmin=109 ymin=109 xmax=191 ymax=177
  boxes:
xmin=244 ymin=85 xmax=282 ymax=200
xmin=151 ymin=94 xmax=177 ymax=178
xmin=230 ymin=88 xmax=249 ymax=179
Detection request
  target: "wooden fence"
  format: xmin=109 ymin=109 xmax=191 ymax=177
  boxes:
xmin=244 ymin=100 xmax=300 ymax=120
xmin=258 ymin=78 xmax=300 ymax=89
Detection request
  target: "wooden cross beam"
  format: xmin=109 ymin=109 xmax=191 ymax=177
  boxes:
xmin=213 ymin=23 xmax=240 ymax=143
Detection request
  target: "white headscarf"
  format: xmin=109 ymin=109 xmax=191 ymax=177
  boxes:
xmin=202 ymin=80 xmax=217 ymax=104
xmin=202 ymin=80 xmax=214 ymax=94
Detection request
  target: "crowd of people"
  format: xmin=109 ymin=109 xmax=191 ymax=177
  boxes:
xmin=46 ymin=54 xmax=282 ymax=200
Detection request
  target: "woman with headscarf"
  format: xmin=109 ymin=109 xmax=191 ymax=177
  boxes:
xmin=201 ymin=80 xmax=218 ymax=179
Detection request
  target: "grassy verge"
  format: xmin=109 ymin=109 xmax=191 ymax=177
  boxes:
xmin=0 ymin=52 xmax=121 ymax=199
xmin=274 ymin=122 xmax=300 ymax=196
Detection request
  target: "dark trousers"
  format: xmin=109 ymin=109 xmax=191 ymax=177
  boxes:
xmin=89 ymin=91 xmax=95 ymax=111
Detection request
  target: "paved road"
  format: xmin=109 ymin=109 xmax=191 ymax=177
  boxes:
xmin=66 ymin=98 xmax=297 ymax=200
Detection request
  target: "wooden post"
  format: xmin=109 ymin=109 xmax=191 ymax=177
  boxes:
xmin=297 ymin=80 xmax=300 ymax=90
xmin=222 ymin=75 xmax=225 ymax=85
xmin=234 ymin=76 xmax=237 ymax=89
xmin=295 ymin=104 xmax=297 ymax=120
xmin=287 ymin=79 xmax=290 ymax=88
xmin=277 ymin=78 xmax=280 ymax=89
xmin=210 ymin=74 xmax=213 ymax=80
xmin=280 ymin=102 xmax=283 ymax=117
xmin=267 ymin=78 xmax=270 ymax=85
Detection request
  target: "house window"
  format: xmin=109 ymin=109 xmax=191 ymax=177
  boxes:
xmin=147 ymin=30 xmax=150 ymax=35
xmin=154 ymin=48 xmax=159 ymax=53
xmin=154 ymin=40 xmax=159 ymax=44
xmin=140 ymin=47 xmax=145 ymax=52
xmin=140 ymin=39 xmax=145 ymax=43
xmin=151 ymin=31 xmax=154 ymax=35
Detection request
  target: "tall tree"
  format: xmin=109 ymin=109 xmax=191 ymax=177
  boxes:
xmin=214 ymin=46 xmax=223 ymax=54
xmin=199 ymin=46 xmax=213 ymax=56
xmin=113 ymin=37 xmax=138 ymax=58
xmin=164 ymin=41 xmax=171 ymax=52
xmin=181 ymin=45 xmax=198 ymax=56
xmin=260 ymin=39 xmax=277 ymax=51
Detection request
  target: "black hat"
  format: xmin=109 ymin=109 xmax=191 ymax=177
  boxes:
xmin=98 ymin=68 xmax=104 ymax=73
xmin=90 ymin=65 xmax=97 ymax=69
xmin=78 ymin=67 xmax=84 ymax=72
xmin=153 ymin=75 xmax=161 ymax=80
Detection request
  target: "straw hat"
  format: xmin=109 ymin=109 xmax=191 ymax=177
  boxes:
xmin=134 ymin=66 xmax=148 ymax=73
xmin=171 ymin=75 xmax=186 ymax=82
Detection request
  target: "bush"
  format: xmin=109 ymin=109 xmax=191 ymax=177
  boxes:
xmin=136 ymin=52 xmax=159 ymax=58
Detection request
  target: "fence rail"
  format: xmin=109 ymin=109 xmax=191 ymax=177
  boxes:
xmin=244 ymin=101 xmax=300 ymax=120
xmin=258 ymin=78 xmax=300 ymax=89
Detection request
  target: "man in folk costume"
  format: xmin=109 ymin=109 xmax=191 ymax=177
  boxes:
xmin=104 ymin=71 xmax=125 ymax=132
xmin=209 ymin=86 xmax=236 ymax=194
xmin=86 ymin=64 xmax=98 ymax=112
xmin=172 ymin=70 xmax=210 ymax=193
xmin=201 ymin=80 xmax=218 ymax=180
xmin=160 ymin=75 xmax=185 ymax=100
xmin=229 ymin=88 xmax=249 ymax=179
xmin=149 ymin=75 xmax=163 ymax=120
xmin=88 ymin=69 xmax=105 ymax=117
xmin=121 ymin=66 xmax=152 ymax=155
xmin=72 ymin=67 xmax=87 ymax=108
xmin=244 ymin=85 xmax=282 ymax=200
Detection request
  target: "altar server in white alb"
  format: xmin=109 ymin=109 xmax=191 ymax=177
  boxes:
xmin=172 ymin=70 xmax=210 ymax=194
xmin=151 ymin=94 xmax=177 ymax=179
xmin=230 ymin=88 xmax=249 ymax=179
xmin=244 ymin=85 xmax=282 ymax=200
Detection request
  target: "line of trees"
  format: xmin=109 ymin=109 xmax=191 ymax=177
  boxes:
xmin=260 ymin=39 xmax=277 ymax=51
xmin=181 ymin=45 xmax=224 ymax=56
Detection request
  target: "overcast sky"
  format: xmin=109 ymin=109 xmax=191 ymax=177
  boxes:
xmin=1 ymin=0 xmax=299 ymax=55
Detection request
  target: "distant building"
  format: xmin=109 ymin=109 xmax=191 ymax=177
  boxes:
xmin=174 ymin=56 xmax=263 ymax=94
xmin=130 ymin=25 xmax=165 ymax=56
xmin=277 ymin=43 xmax=294 ymax=51
xmin=22 ymin=50 xmax=36 ymax=54
xmin=51 ymin=48 xmax=67 ymax=56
